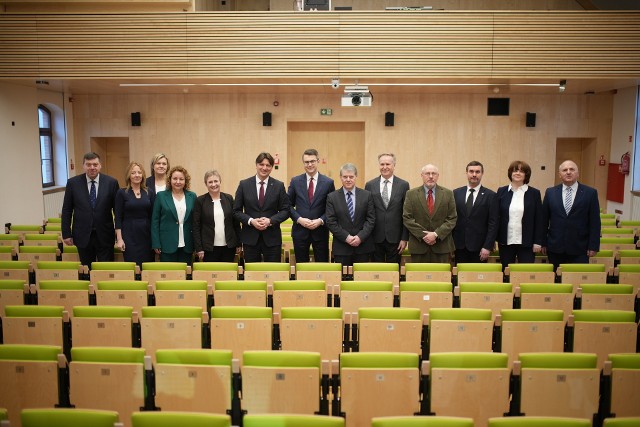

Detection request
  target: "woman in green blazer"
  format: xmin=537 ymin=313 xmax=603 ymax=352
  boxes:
xmin=151 ymin=165 xmax=197 ymax=264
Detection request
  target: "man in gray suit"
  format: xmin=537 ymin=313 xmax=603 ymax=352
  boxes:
xmin=365 ymin=153 xmax=410 ymax=264
xmin=403 ymin=164 xmax=457 ymax=263
xmin=326 ymin=163 xmax=376 ymax=266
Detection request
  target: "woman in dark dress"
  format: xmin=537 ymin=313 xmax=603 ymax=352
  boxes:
xmin=115 ymin=161 xmax=155 ymax=265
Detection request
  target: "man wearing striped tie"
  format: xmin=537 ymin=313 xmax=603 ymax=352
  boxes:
xmin=325 ymin=163 xmax=376 ymax=266
xmin=541 ymin=160 xmax=601 ymax=268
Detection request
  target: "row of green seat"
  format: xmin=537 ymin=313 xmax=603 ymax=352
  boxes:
xmin=1 ymin=345 xmax=638 ymax=427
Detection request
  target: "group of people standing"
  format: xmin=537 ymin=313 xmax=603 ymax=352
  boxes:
xmin=61 ymin=150 xmax=601 ymax=270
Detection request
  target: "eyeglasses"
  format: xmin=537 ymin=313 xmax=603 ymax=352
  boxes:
xmin=303 ymin=160 xmax=318 ymax=165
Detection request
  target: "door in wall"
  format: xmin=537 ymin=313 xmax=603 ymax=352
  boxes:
xmin=287 ymin=122 xmax=365 ymax=188
xmin=555 ymin=137 xmax=596 ymax=186
xmin=90 ymin=137 xmax=130 ymax=183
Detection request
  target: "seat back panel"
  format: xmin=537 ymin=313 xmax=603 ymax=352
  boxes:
xmin=213 ymin=290 xmax=267 ymax=307
xmin=573 ymin=322 xmax=637 ymax=369
xmin=359 ymin=319 xmax=422 ymax=355
xmin=155 ymin=290 xmax=208 ymax=311
xmin=520 ymin=294 xmax=574 ymax=320
xmin=430 ymin=368 xmax=510 ymax=427
xmin=70 ymin=362 xmax=144 ymax=427
xmin=72 ymin=317 xmax=133 ymax=347
xmin=520 ymin=368 xmax=599 ymax=419
xmin=0 ymin=360 xmax=59 ymax=426
xmin=611 ymin=369 xmax=640 ymax=417
xmin=501 ymin=321 xmax=564 ymax=366
xmin=3 ymin=317 xmax=63 ymax=347
xmin=297 ymin=270 xmax=341 ymax=288
xmin=210 ymin=318 xmax=272 ymax=363
xmin=405 ymin=271 xmax=451 ymax=282
xmin=242 ymin=366 xmax=320 ymax=414
xmin=38 ymin=290 xmax=89 ymax=313
xmin=340 ymin=368 xmax=419 ymax=427
xmin=400 ymin=292 xmax=453 ymax=315
xmin=273 ymin=290 xmax=326 ymax=313
xmin=96 ymin=290 xmax=147 ymax=313
xmin=429 ymin=320 xmax=493 ymax=353
xmin=280 ymin=318 xmax=343 ymax=361
xmin=340 ymin=291 xmax=393 ymax=314
xmin=155 ymin=364 xmax=231 ymax=414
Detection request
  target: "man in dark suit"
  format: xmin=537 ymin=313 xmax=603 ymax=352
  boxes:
xmin=287 ymin=148 xmax=335 ymax=263
xmin=364 ymin=153 xmax=410 ymax=264
xmin=234 ymin=152 xmax=290 ymax=263
xmin=326 ymin=163 xmax=376 ymax=266
xmin=542 ymin=160 xmax=601 ymax=267
xmin=452 ymin=161 xmax=498 ymax=263
xmin=61 ymin=152 xmax=120 ymax=267
xmin=403 ymin=164 xmax=457 ymax=263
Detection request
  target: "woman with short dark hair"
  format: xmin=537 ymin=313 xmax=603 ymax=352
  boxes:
xmin=496 ymin=160 xmax=544 ymax=269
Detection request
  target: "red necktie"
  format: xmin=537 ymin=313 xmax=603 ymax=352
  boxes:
xmin=427 ymin=189 xmax=434 ymax=214
xmin=308 ymin=177 xmax=314 ymax=201
xmin=259 ymin=181 xmax=265 ymax=208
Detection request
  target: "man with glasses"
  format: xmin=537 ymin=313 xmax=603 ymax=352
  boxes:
xmin=287 ymin=149 xmax=336 ymax=262
xmin=403 ymin=164 xmax=457 ymax=263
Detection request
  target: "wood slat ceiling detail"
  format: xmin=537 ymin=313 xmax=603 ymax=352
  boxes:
xmin=0 ymin=11 xmax=638 ymax=80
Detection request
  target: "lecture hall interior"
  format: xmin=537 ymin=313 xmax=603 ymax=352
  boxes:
xmin=0 ymin=0 xmax=639 ymax=426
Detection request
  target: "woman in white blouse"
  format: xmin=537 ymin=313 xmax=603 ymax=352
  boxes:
xmin=496 ymin=160 xmax=544 ymax=270
xmin=151 ymin=166 xmax=197 ymax=264
xmin=193 ymin=170 xmax=241 ymax=262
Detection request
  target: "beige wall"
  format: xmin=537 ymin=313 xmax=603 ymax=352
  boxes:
xmin=72 ymin=91 xmax=613 ymax=206
xmin=0 ymin=82 xmax=46 ymax=224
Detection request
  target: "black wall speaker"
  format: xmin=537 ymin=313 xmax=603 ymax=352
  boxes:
xmin=487 ymin=98 xmax=510 ymax=116
xmin=131 ymin=112 xmax=141 ymax=127
xmin=526 ymin=112 xmax=537 ymax=127
xmin=262 ymin=112 xmax=272 ymax=127
xmin=385 ymin=112 xmax=395 ymax=127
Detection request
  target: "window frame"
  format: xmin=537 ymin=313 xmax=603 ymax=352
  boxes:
xmin=38 ymin=104 xmax=55 ymax=188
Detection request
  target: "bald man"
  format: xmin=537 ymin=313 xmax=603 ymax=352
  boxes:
xmin=403 ymin=164 xmax=457 ymax=263
xmin=541 ymin=160 xmax=601 ymax=267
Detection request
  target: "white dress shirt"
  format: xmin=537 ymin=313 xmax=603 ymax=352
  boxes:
xmin=506 ymin=184 xmax=529 ymax=245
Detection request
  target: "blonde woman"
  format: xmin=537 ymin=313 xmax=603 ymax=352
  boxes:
xmin=146 ymin=152 xmax=170 ymax=195
xmin=115 ymin=161 xmax=155 ymax=265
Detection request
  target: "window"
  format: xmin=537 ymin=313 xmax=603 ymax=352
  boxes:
xmin=38 ymin=105 xmax=54 ymax=187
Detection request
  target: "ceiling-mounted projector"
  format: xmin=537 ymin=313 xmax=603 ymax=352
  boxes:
xmin=342 ymin=85 xmax=372 ymax=107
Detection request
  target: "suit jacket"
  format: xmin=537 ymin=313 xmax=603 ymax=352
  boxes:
xmin=151 ymin=190 xmax=197 ymax=254
xmin=61 ymin=173 xmax=119 ymax=248
xmin=402 ymin=185 xmax=457 ymax=255
xmin=193 ymin=192 xmax=241 ymax=252
xmin=542 ymin=182 xmax=601 ymax=254
xmin=325 ymin=187 xmax=376 ymax=256
xmin=496 ymin=185 xmax=544 ymax=247
xmin=145 ymin=176 xmax=158 ymax=196
xmin=365 ymin=175 xmax=410 ymax=244
xmin=452 ymin=185 xmax=498 ymax=252
xmin=233 ymin=176 xmax=290 ymax=247
xmin=287 ymin=173 xmax=335 ymax=242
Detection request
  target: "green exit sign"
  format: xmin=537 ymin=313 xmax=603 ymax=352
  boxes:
xmin=320 ymin=108 xmax=333 ymax=116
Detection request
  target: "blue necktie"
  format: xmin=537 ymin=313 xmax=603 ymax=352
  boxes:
xmin=347 ymin=191 xmax=355 ymax=222
xmin=564 ymin=186 xmax=572 ymax=215
xmin=89 ymin=180 xmax=97 ymax=209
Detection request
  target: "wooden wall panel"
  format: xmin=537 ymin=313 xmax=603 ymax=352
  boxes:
xmin=72 ymin=91 xmax=613 ymax=207
xmin=0 ymin=11 xmax=637 ymax=79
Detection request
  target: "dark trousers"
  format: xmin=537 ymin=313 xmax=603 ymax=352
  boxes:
xmin=455 ymin=248 xmax=483 ymax=264
xmin=293 ymin=237 xmax=330 ymax=263
xmin=410 ymin=250 xmax=451 ymax=264
xmin=372 ymin=240 xmax=402 ymax=264
xmin=79 ymin=231 xmax=114 ymax=268
xmin=160 ymin=247 xmax=194 ymax=265
xmin=547 ymin=251 xmax=588 ymax=270
xmin=499 ymin=243 xmax=535 ymax=270
xmin=203 ymin=246 xmax=236 ymax=262
xmin=333 ymin=253 xmax=371 ymax=267
xmin=243 ymin=235 xmax=281 ymax=263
